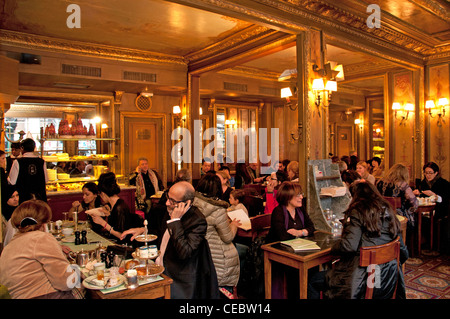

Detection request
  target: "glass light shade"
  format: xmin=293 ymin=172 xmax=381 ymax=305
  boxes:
xmin=173 ymin=105 xmax=181 ymax=114
xmin=425 ymin=100 xmax=435 ymax=109
xmin=280 ymin=87 xmax=292 ymax=98
xmin=437 ymin=98 xmax=449 ymax=107
xmin=325 ymin=80 xmax=337 ymax=92
xmin=404 ymin=103 xmax=414 ymax=111
xmin=392 ymin=102 xmax=401 ymax=110
xmin=101 ymin=123 xmax=108 ymax=129
xmin=225 ymin=120 xmax=231 ymax=125
xmin=199 ymin=107 xmax=203 ymax=115
xmin=333 ymin=64 xmax=345 ymax=80
xmin=312 ymin=78 xmax=325 ymax=91
xmin=354 ymin=119 xmax=361 ymax=124
xmin=93 ymin=116 xmax=101 ymax=123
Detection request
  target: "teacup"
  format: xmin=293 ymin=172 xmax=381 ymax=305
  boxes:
xmin=138 ymin=246 xmax=150 ymax=258
xmin=148 ymin=245 xmax=158 ymax=258
xmin=62 ymin=227 xmax=73 ymax=236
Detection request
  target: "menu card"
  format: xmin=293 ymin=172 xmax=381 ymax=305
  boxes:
xmin=280 ymin=238 xmax=321 ymax=252
xmin=227 ymin=209 xmax=251 ymax=231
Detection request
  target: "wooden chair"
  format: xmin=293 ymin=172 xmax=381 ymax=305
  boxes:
xmin=383 ymin=196 xmax=402 ymax=210
xmin=359 ymin=236 xmax=401 ymax=299
xmin=249 ymin=213 xmax=272 ymax=240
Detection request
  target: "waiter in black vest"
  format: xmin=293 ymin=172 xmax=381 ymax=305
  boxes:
xmin=9 ymin=138 xmax=48 ymax=203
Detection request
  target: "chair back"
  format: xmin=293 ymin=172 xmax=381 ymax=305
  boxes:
xmin=359 ymin=236 xmax=400 ymax=299
xmin=242 ymin=195 xmax=264 ymax=217
xmin=249 ymin=213 xmax=272 ymax=240
xmin=383 ymin=196 xmax=401 ymax=210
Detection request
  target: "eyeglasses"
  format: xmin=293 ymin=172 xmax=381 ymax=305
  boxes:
xmin=296 ymin=193 xmax=304 ymax=198
xmin=166 ymin=194 xmax=186 ymax=206
xmin=424 ymin=171 xmax=436 ymax=175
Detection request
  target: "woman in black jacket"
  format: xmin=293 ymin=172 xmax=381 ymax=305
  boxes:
xmin=266 ymin=181 xmax=315 ymax=243
xmin=308 ymin=181 xmax=409 ymax=299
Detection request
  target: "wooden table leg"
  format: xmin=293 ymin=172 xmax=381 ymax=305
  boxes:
xmin=164 ymin=284 xmax=171 ymax=299
xmin=417 ymin=212 xmax=422 ymax=256
xmin=264 ymin=252 xmax=272 ymax=299
xmin=298 ymin=264 xmax=308 ymax=299
xmin=430 ymin=210 xmax=434 ymax=251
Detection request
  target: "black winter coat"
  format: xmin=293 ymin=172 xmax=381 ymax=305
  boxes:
xmin=325 ymin=208 xmax=409 ymax=299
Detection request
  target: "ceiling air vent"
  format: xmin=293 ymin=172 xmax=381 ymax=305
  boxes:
xmin=123 ymin=71 xmax=157 ymax=83
xmin=224 ymin=82 xmax=247 ymax=92
xmin=259 ymin=86 xmax=278 ymax=96
xmin=61 ymin=64 xmax=101 ymax=77
xmin=339 ymin=98 xmax=354 ymax=105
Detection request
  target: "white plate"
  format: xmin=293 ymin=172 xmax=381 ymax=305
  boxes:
xmin=61 ymin=236 xmax=75 ymax=243
xmin=82 ymin=274 xmax=125 ymax=290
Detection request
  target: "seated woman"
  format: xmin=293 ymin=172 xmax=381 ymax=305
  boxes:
xmin=194 ymin=173 xmax=241 ymax=293
xmin=308 ymin=181 xmax=409 ymax=299
xmin=413 ymin=162 xmax=449 ymax=220
xmin=287 ymin=161 xmax=299 ymax=183
xmin=91 ymin=172 xmax=143 ymax=245
xmin=376 ymin=163 xmax=418 ymax=229
xmin=266 ymin=181 xmax=315 ymax=242
xmin=0 ymin=200 xmax=76 ymax=299
xmin=413 ymin=162 xmax=450 ymax=252
xmin=264 ymin=170 xmax=289 ymax=214
xmin=217 ymin=169 xmax=233 ymax=203
xmin=2 ymin=185 xmax=20 ymax=246
xmin=69 ymin=182 xmax=106 ymax=234
xmin=356 ymin=161 xmax=376 ymax=184
xmin=234 ymin=163 xmax=252 ymax=189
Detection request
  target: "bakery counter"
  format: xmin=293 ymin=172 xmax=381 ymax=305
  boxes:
xmin=47 ymin=186 xmax=136 ymax=221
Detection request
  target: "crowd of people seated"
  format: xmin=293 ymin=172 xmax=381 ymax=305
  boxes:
xmin=1 ymin=142 xmax=449 ymax=300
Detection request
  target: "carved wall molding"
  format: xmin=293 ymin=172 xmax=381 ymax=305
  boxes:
xmin=0 ymin=30 xmax=187 ymax=66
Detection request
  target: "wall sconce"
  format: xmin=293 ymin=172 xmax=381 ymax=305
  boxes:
xmin=172 ymin=105 xmax=185 ymax=128
xmin=426 ymin=97 xmax=448 ymax=127
xmin=354 ymin=118 xmax=363 ymax=131
xmin=225 ymin=119 xmax=237 ymax=129
xmin=392 ymin=102 xmax=414 ymax=126
xmin=280 ymin=87 xmax=298 ymax=111
xmin=312 ymin=78 xmax=337 ymax=109
xmin=290 ymin=123 xmax=303 ymax=144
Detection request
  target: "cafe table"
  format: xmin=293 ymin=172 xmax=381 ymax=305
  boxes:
xmin=60 ymin=226 xmax=173 ymax=299
xmin=83 ymin=273 xmax=173 ymax=299
xmin=415 ymin=203 xmax=436 ymax=256
xmin=261 ymin=231 xmax=339 ymax=299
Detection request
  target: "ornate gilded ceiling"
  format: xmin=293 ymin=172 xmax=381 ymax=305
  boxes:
xmin=0 ymin=0 xmax=449 ymax=99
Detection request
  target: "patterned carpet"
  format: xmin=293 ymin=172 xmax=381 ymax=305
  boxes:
xmin=404 ymin=251 xmax=450 ymax=299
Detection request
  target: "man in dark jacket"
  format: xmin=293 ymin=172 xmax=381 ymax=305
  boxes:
xmin=9 ymin=138 xmax=48 ymax=203
xmin=121 ymin=181 xmax=219 ymax=299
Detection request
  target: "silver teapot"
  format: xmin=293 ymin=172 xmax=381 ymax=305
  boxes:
xmin=68 ymin=249 xmax=90 ymax=267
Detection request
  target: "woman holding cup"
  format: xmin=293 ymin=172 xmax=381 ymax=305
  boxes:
xmin=69 ymin=182 xmax=107 ymax=234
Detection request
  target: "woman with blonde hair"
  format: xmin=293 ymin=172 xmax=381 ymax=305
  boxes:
xmin=356 ymin=161 xmax=375 ymax=184
xmin=0 ymin=200 xmax=76 ymax=299
xmin=287 ymin=161 xmax=299 ymax=182
xmin=216 ymin=169 xmax=232 ymax=203
xmin=376 ymin=163 xmax=418 ymax=229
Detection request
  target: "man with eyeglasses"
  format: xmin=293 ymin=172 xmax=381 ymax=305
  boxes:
xmin=121 ymin=181 xmax=219 ymax=299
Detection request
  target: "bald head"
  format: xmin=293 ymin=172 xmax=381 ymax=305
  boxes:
xmin=170 ymin=181 xmax=195 ymax=202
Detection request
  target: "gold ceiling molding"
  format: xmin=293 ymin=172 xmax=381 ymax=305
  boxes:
xmin=410 ymin=0 xmax=450 ymax=22
xmin=189 ymin=33 xmax=296 ymax=74
xmin=272 ymin=0 xmax=438 ymax=56
xmin=185 ymin=25 xmax=272 ymax=63
xmin=343 ymin=61 xmax=398 ymax=77
xmin=218 ymin=65 xmax=280 ymax=81
xmin=0 ymin=30 xmax=187 ymax=66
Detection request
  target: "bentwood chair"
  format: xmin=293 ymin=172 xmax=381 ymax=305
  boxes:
xmin=359 ymin=236 xmax=401 ymax=299
xmin=383 ymin=196 xmax=402 ymax=210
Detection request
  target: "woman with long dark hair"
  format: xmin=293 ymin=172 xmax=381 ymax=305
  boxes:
xmin=91 ymin=172 xmax=142 ymax=244
xmin=308 ymin=181 xmax=409 ymax=299
xmin=69 ymin=182 xmax=105 ymax=234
